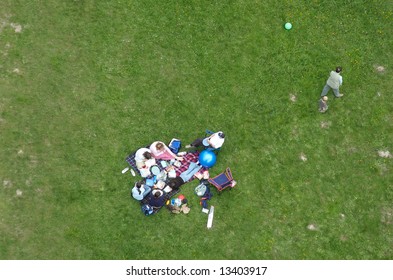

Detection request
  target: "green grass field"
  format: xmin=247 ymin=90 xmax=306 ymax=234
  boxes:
xmin=1 ymin=0 xmax=392 ymax=260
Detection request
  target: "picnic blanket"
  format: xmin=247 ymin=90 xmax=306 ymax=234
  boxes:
xmin=173 ymin=151 xmax=198 ymax=176
xmin=125 ymin=148 xmax=204 ymax=180
xmin=125 ymin=145 xmax=166 ymax=176
xmin=126 ymin=146 xmax=204 ymax=214
xmin=125 ymin=144 xmax=179 ymax=214
xmin=140 ymin=189 xmax=181 ymax=214
xmin=173 ymin=151 xmax=207 ymax=182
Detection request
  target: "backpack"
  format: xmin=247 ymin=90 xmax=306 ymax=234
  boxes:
xmin=141 ymin=204 xmax=154 ymax=216
xmin=195 ymin=183 xmax=207 ymax=196
xmin=169 ymin=138 xmax=181 ymax=154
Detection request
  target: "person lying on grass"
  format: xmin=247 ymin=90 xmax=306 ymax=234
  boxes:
xmin=165 ymin=162 xmax=209 ymax=188
xmin=150 ymin=141 xmax=184 ymax=161
xmin=186 ymin=131 xmax=225 ymax=150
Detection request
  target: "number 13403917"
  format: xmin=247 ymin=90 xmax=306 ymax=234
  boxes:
xmin=219 ymin=266 xmax=267 ymax=276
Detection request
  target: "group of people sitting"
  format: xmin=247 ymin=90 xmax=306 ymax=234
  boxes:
xmin=134 ymin=141 xmax=184 ymax=178
xmin=130 ymin=131 xmax=226 ymax=210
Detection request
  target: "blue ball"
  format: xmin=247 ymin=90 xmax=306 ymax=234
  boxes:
xmin=199 ymin=150 xmax=217 ymax=168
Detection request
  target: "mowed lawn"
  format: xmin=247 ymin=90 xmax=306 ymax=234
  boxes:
xmin=0 ymin=0 xmax=392 ymax=259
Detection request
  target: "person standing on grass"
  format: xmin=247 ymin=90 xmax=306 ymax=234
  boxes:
xmin=319 ymin=96 xmax=329 ymax=113
xmin=321 ymin=66 xmax=344 ymax=98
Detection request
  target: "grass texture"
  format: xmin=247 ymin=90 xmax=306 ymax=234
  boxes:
xmin=1 ymin=0 xmax=393 ymax=259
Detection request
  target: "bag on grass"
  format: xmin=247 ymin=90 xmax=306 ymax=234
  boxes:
xmin=166 ymin=204 xmax=182 ymax=214
xmin=195 ymin=183 xmax=207 ymax=197
xmin=169 ymin=138 xmax=181 ymax=154
xmin=141 ymin=204 xmax=154 ymax=216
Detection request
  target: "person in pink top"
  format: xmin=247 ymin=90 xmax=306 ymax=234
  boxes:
xmin=150 ymin=141 xmax=184 ymax=161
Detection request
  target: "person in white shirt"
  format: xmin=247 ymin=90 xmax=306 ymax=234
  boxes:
xmin=134 ymin=148 xmax=156 ymax=177
xmin=321 ymin=66 xmax=344 ymax=98
xmin=186 ymin=131 xmax=225 ymax=149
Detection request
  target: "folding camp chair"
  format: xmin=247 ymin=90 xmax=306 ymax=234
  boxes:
xmin=205 ymin=129 xmax=221 ymax=154
xmin=208 ymin=167 xmax=235 ymax=194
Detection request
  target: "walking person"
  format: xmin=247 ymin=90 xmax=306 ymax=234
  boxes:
xmin=321 ymin=66 xmax=344 ymax=98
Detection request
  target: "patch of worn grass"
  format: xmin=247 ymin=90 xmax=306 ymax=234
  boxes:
xmin=1 ymin=0 xmax=393 ymax=259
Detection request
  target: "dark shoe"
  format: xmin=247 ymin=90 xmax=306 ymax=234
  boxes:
xmin=199 ymin=179 xmax=209 ymax=186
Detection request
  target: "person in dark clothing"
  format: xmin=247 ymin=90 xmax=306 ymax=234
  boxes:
xmin=167 ymin=177 xmax=185 ymax=190
xmin=148 ymin=190 xmax=166 ymax=208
